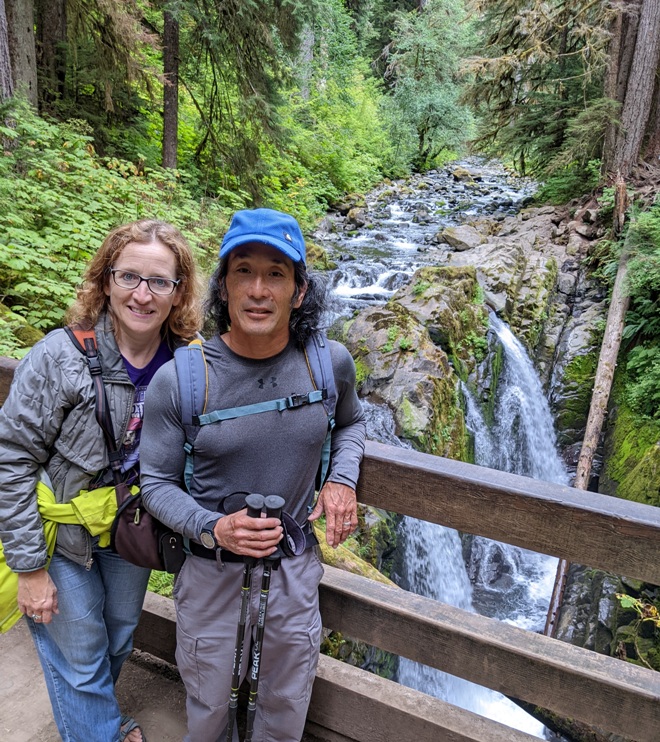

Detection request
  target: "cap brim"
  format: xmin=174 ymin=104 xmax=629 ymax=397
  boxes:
xmin=219 ymin=235 xmax=303 ymax=264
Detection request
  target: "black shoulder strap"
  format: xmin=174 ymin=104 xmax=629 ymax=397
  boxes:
xmin=65 ymin=326 xmax=124 ymax=485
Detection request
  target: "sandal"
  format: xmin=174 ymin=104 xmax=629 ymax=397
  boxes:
xmin=119 ymin=715 xmax=147 ymax=742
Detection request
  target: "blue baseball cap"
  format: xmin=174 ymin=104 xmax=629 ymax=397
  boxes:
xmin=219 ymin=208 xmax=306 ymax=266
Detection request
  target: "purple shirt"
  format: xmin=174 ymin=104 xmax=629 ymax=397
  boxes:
xmin=120 ymin=341 xmax=173 ymax=479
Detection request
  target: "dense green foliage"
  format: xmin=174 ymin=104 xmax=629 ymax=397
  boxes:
xmin=381 ymin=0 xmax=475 ymax=169
xmin=622 ymin=207 xmax=660 ymax=420
xmin=0 ymin=0 xmax=478 ymax=357
xmin=589 ymin=203 xmax=660 ymax=422
xmin=0 ymin=99 xmax=229 ymax=356
xmin=466 ymin=0 xmax=612 ymax=180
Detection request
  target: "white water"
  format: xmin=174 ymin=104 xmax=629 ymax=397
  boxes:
xmin=396 ymin=314 xmax=569 ymax=738
xmin=322 ymin=162 xmax=563 ymax=738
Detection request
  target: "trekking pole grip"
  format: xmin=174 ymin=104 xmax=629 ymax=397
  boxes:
xmin=245 ymin=493 xmax=265 ymax=518
xmin=264 ymin=495 xmax=285 ymax=520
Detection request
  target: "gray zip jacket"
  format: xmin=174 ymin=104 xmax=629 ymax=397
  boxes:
xmin=0 ymin=313 xmax=145 ymax=572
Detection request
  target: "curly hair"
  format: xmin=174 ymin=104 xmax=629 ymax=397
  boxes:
xmin=66 ymin=219 xmax=203 ymax=340
xmin=205 ymin=258 xmax=327 ymax=346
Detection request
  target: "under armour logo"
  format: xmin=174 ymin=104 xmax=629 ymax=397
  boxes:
xmin=257 ymin=377 xmax=278 ymax=389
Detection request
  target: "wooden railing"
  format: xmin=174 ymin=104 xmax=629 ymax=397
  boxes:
xmin=137 ymin=441 xmax=660 ymax=742
xmin=2 ymin=360 xmax=659 ymax=741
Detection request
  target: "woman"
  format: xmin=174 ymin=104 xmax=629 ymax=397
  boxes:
xmin=0 ymin=220 xmax=202 ymax=742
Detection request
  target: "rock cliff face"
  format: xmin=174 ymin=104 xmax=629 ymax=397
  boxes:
xmin=338 ymin=199 xmax=609 ymax=466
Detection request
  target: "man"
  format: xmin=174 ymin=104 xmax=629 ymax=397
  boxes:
xmin=140 ymin=207 xmax=366 ymax=742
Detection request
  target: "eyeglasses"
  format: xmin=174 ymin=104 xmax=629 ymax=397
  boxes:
xmin=109 ymin=269 xmax=181 ymax=296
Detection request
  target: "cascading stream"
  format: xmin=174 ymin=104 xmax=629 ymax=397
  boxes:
xmin=320 ymin=160 xmax=565 ymax=739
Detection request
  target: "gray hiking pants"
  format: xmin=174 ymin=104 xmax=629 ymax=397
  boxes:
xmin=174 ymin=548 xmax=324 ymax=742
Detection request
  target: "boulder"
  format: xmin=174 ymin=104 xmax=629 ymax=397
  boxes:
xmin=394 ymin=265 xmax=489 ymax=377
xmin=342 ymin=304 xmax=467 ymax=459
xmin=331 ymin=193 xmax=366 ymax=215
xmin=451 ymin=166 xmax=474 ymax=182
xmin=346 ymin=207 xmax=368 ymax=228
xmin=438 ymin=224 xmax=486 ymax=251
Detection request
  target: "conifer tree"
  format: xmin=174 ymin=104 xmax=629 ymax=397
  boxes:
xmin=0 ymin=0 xmax=13 ymax=100
xmin=5 ymin=0 xmax=37 ymax=106
xmin=177 ymin=0 xmax=316 ymax=197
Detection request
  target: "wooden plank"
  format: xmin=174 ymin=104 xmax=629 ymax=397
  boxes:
xmin=309 ymin=654 xmax=541 ymax=742
xmin=319 ymin=565 xmax=660 ymax=742
xmin=135 ymin=592 xmax=539 ymax=741
xmin=134 ymin=591 xmax=177 ymax=665
xmin=357 ymin=440 xmax=660 ymax=584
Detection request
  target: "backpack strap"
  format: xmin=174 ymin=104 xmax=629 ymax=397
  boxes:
xmin=303 ymin=332 xmax=337 ymax=509
xmin=174 ymin=339 xmax=208 ymax=491
xmin=64 ymin=326 xmax=124 ymax=485
xmin=304 ymin=332 xmax=337 ymax=422
xmin=174 ymin=338 xmax=208 ymax=426
xmin=173 ymin=333 xmax=338 ymax=504
xmin=197 ymin=389 xmax=326 ymax=425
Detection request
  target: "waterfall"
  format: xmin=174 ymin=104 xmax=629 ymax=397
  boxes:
xmin=486 ymin=315 xmax=569 ymax=486
xmin=461 ymin=316 xmax=565 ymax=632
xmin=394 ymin=315 xmax=569 ymax=738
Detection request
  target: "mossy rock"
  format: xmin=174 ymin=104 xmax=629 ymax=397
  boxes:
xmin=508 ymin=256 xmax=558 ymax=351
xmin=313 ymin=521 xmax=397 ymax=587
xmin=554 ymin=352 xmax=597 ymax=440
xmin=342 ymin=505 xmax=398 ymax=576
xmin=616 ymin=442 xmax=660 ymax=507
xmin=306 ymin=240 xmax=336 ymax=271
xmin=395 ymin=265 xmax=489 ymax=379
xmin=602 ymin=381 xmax=660 ymax=499
xmin=343 ymin=302 xmax=469 ymax=461
xmin=320 ymin=628 xmax=398 ymax=679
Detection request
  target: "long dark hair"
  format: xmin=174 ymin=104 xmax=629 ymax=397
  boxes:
xmin=205 ymin=258 xmax=327 ymax=345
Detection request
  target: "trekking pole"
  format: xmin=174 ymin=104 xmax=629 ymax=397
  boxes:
xmin=244 ymin=495 xmax=284 ymax=742
xmin=226 ymin=493 xmax=265 ymax=742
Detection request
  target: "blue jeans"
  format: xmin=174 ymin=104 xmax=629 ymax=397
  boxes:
xmin=27 ymin=548 xmax=150 ymax=742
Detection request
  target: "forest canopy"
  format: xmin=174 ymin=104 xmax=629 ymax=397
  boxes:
xmin=0 ymin=0 xmax=659 ymax=418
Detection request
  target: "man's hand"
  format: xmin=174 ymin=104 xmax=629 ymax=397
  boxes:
xmin=17 ymin=569 xmax=58 ymax=625
xmin=214 ymin=510 xmax=283 ymax=559
xmin=308 ymin=482 xmax=357 ymax=548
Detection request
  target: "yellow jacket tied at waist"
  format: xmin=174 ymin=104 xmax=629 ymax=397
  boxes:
xmin=0 ymin=482 xmax=135 ymax=633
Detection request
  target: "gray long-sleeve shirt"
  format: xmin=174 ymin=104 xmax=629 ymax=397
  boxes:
xmin=140 ymin=334 xmax=366 ymax=542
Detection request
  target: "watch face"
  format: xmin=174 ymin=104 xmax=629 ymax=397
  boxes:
xmin=200 ymin=531 xmax=216 ymax=549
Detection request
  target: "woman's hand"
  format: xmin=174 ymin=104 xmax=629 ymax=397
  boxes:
xmin=17 ymin=569 xmax=58 ymax=625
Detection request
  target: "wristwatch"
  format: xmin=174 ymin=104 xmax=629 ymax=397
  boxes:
xmin=200 ymin=519 xmax=219 ymax=549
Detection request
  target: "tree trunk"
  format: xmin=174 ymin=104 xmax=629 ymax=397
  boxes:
xmin=601 ymin=8 xmax=623 ymax=169
xmin=5 ymin=0 xmax=37 ymax=106
xmin=544 ymin=178 xmax=630 ymax=639
xmin=615 ymin=0 xmax=641 ymax=104
xmin=575 ymin=181 xmax=630 ymax=487
xmin=0 ymin=0 xmax=13 ymax=100
xmin=603 ymin=0 xmax=642 ymax=173
xmin=35 ymin=0 xmax=66 ymax=108
xmin=612 ymin=0 xmax=660 ymax=177
xmin=162 ymin=9 xmax=178 ymax=169
xmin=642 ymin=77 xmax=660 ymax=162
